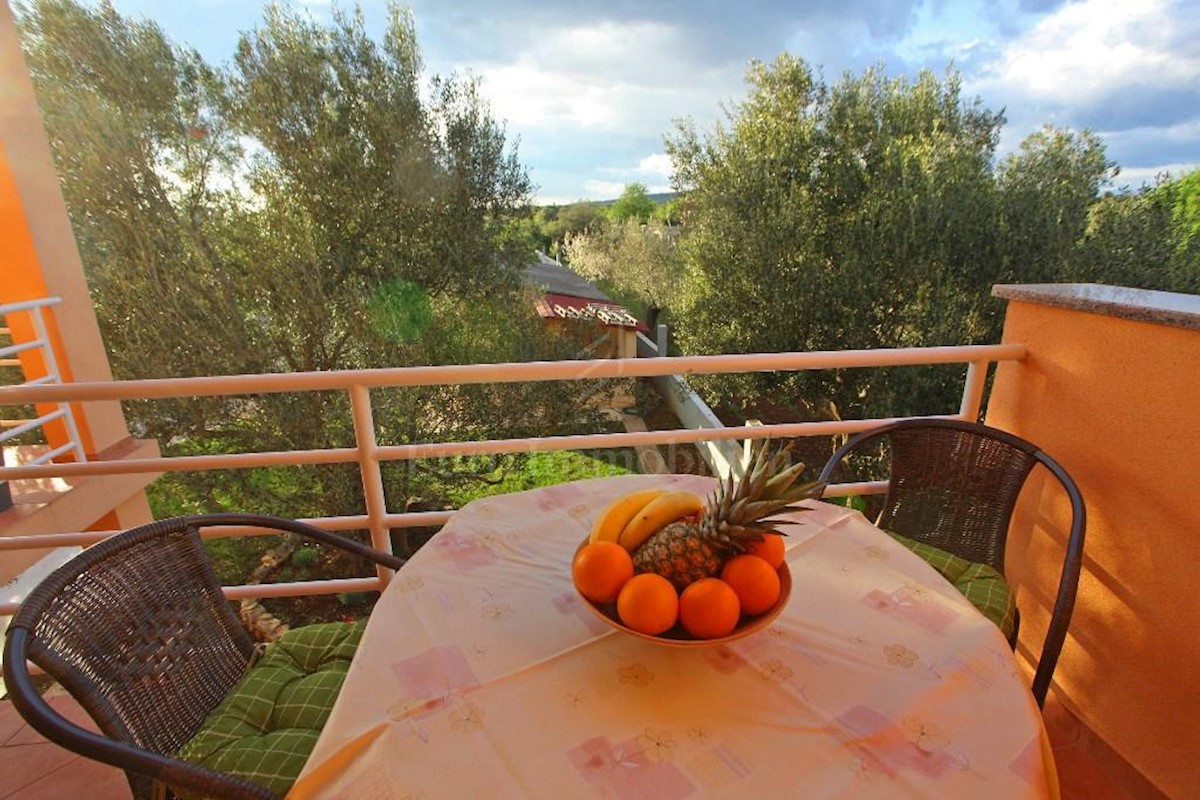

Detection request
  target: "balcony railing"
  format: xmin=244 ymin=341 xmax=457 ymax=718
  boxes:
xmin=0 ymin=297 xmax=87 ymax=467
xmin=0 ymin=343 xmax=1024 ymax=615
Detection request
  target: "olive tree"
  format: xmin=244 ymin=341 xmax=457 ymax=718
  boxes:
xmin=17 ymin=0 xmax=618 ymax=522
xmin=666 ymin=57 xmax=1006 ymax=420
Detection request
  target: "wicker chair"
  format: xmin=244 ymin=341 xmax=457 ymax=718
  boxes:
xmin=3 ymin=513 xmax=405 ymax=800
xmin=816 ymin=418 xmax=1085 ymax=707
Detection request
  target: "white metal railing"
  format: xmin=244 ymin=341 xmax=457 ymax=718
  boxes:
xmin=0 ymin=343 xmax=1024 ymax=614
xmin=0 ymin=297 xmax=87 ymax=466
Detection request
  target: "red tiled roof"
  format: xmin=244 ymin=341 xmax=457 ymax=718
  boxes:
xmin=535 ymin=293 xmax=649 ymax=332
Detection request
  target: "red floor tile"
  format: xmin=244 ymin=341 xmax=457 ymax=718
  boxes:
xmin=0 ymin=696 xmax=130 ymax=800
xmin=5 ymin=750 xmax=129 ymax=800
xmin=0 ymin=702 xmax=27 ymax=748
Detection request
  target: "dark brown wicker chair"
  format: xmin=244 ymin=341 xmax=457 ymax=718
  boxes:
xmin=3 ymin=513 xmax=405 ymax=800
xmin=816 ymin=418 xmax=1085 ymax=707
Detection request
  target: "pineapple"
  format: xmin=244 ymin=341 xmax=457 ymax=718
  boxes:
xmin=631 ymin=440 xmax=818 ymax=589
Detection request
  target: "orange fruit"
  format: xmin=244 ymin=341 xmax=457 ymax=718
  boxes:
xmin=616 ymin=573 xmax=679 ymax=635
xmin=720 ymin=554 xmax=781 ymax=616
xmin=573 ymin=542 xmax=634 ymax=603
xmin=747 ymin=533 xmax=786 ymax=569
xmin=679 ymin=578 xmax=741 ymax=639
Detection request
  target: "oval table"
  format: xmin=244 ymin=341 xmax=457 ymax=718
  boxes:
xmin=291 ymin=474 xmax=1057 ymax=799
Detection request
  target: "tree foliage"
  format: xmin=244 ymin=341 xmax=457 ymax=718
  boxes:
xmin=17 ymin=0 xmax=617 ymax=517
xmin=606 ymin=182 xmax=656 ymax=223
xmin=667 ymin=57 xmax=1011 ymax=417
xmin=563 ymin=219 xmax=682 ymax=329
xmin=534 ymin=200 xmax=605 ymax=259
xmin=652 ymin=197 xmax=682 ymax=225
xmin=1170 ymin=169 xmax=1200 ymax=246
xmin=665 ymin=55 xmax=1193 ymax=421
xmin=1069 ymin=171 xmax=1200 ymax=295
xmin=995 ymin=126 xmax=1116 ymax=284
xmin=15 ymin=0 xmax=247 ymax=380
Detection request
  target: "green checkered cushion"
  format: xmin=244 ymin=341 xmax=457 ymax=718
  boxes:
xmin=886 ymin=531 xmax=1016 ymax=640
xmin=176 ymin=620 xmax=365 ymax=798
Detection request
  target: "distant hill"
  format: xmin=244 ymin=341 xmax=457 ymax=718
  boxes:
xmin=539 ymin=192 xmax=678 ymax=208
xmin=606 ymin=191 xmax=678 ymax=206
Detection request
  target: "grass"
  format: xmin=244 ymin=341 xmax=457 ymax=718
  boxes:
xmin=437 ymin=448 xmax=639 ymax=507
xmin=145 ymin=447 xmax=639 ymax=586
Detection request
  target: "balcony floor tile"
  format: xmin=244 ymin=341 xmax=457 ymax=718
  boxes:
xmin=0 ymin=695 xmax=130 ymax=800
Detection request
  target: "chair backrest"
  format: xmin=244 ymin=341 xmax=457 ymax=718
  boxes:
xmin=7 ymin=516 xmax=260 ymax=798
xmin=6 ymin=513 xmax=404 ymax=799
xmin=873 ymin=422 xmax=1042 ymax=572
xmin=817 ymin=418 xmax=1086 ymax=706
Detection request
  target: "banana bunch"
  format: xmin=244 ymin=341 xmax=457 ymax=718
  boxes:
xmin=589 ymin=488 xmax=704 ymax=552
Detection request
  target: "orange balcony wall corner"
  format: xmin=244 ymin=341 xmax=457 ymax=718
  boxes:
xmin=986 ymin=283 xmax=1200 ymax=799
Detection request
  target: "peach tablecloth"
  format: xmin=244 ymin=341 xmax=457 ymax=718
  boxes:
xmin=292 ymin=474 xmax=1055 ymax=799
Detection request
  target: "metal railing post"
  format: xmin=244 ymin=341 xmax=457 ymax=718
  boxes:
xmin=349 ymin=384 xmax=394 ymax=586
xmin=958 ymin=360 xmax=990 ymax=422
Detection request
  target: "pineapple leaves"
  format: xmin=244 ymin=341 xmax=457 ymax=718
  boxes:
xmin=704 ymin=439 xmax=819 ymax=538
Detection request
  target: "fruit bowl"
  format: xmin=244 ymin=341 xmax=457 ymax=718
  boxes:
xmin=574 ymin=537 xmax=792 ymax=647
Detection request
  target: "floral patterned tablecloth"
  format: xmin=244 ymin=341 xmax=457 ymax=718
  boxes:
xmin=292 ymin=474 xmax=1056 ymax=799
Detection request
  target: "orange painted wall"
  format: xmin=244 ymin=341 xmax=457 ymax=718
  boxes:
xmin=0 ymin=140 xmax=81 ymax=453
xmin=986 ymin=300 xmax=1200 ymax=798
xmin=0 ymin=144 xmax=48 ymax=300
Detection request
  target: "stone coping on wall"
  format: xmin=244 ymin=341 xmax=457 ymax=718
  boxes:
xmin=992 ymin=283 xmax=1200 ymax=330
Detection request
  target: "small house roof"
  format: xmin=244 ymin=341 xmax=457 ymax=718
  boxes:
xmin=535 ymin=293 xmax=648 ymax=332
xmin=523 ymin=253 xmax=611 ymax=303
xmin=523 ymin=254 xmax=647 ymax=332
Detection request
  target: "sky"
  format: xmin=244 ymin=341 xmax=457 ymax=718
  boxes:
xmin=106 ymin=0 xmax=1199 ymax=204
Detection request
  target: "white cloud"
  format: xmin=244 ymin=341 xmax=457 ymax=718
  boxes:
xmin=598 ymin=153 xmax=674 ymax=178
xmin=1113 ymin=162 xmax=1199 ymax=190
xmin=978 ymin=0 xmax=1199 ymax=106
xmin=1100 ymin=118 xmax=1200 ymax=149
xmin=968 ymin=0 xmax=1200 ymax=178
xmin=480 ymin=63 xmax=623 ymax=129
xmin=476 ymin=20 xmax=675 ymax=132
xmin=556 ymin=21 xmax=678 ymax=72
xmin=474 ymin=19 xmax=744 ymax=137
xmin=634 ymin=153 xmax=673 ymax=178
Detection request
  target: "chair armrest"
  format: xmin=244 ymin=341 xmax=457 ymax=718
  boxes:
xmin=187 ymin=513 xmax=407 ymax=570
xmin=1029 ymin=450 xmax=1087 ymax=707
xmin=817 ymin=425 xmax=894 ymax=494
